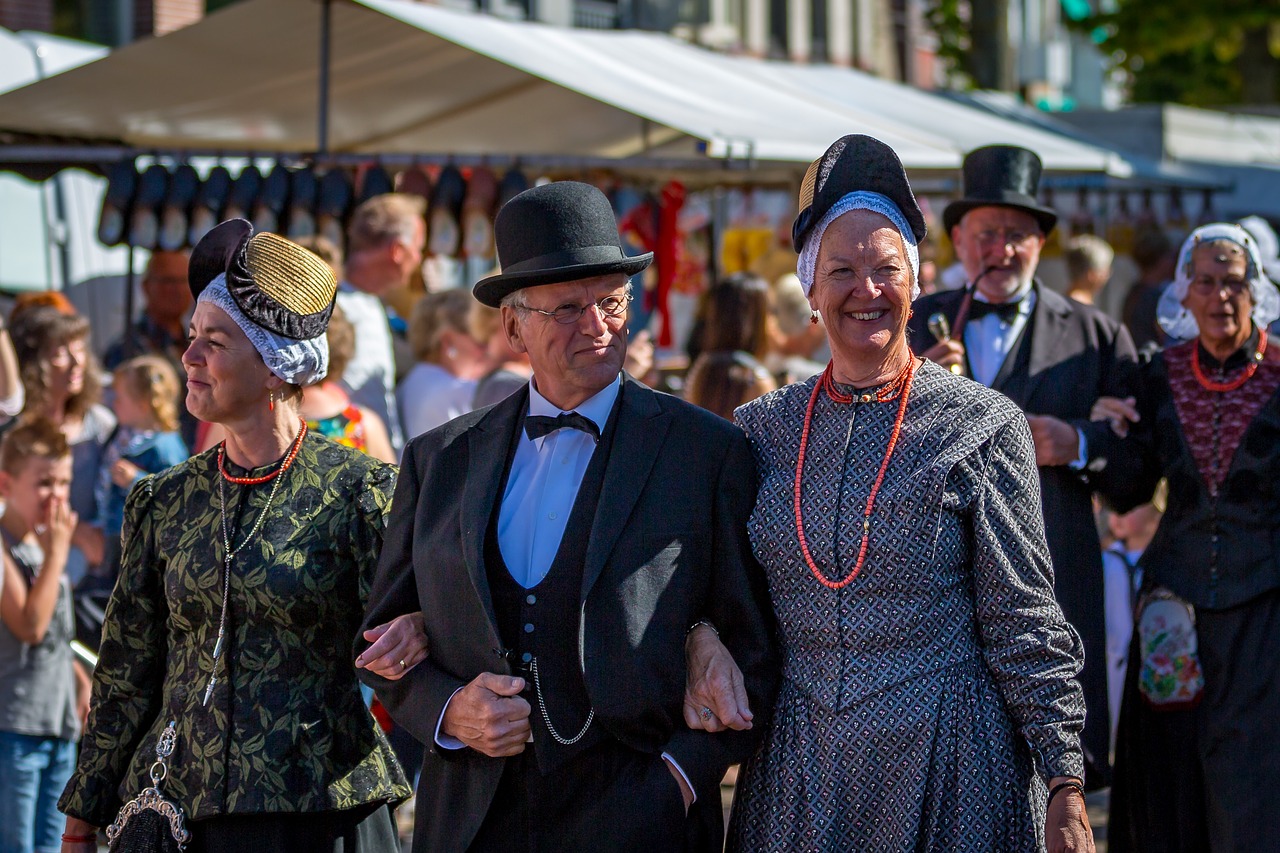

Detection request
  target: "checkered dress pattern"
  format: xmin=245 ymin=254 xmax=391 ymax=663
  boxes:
xmin=728 ymin=360 xmax=1086 ymax=852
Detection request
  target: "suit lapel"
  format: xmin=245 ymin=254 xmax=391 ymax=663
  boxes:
xmin=581 ymin=377 xmax=671 ymax=599
xmin=460 ymin=388 xmax=528 ymax=630
xmin=1020 ymin=283 xmax=1074 ymax=406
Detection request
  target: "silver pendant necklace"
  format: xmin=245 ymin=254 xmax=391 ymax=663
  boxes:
xmin=202 ymin=466 xmax=289 ymax=707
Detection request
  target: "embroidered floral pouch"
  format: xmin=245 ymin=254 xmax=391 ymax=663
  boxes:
xmin=1136 ymin=588 xmax=1205 ymax=710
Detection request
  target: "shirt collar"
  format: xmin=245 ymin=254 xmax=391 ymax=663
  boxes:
xmin=972 ymin=279 xmax=1035 ymax=306
xmin=527 ymin=373 xmax=621 ymax=435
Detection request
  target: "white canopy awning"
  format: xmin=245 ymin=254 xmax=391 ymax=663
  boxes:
xmin=0 ymin=0 xmax=1125 ymax=175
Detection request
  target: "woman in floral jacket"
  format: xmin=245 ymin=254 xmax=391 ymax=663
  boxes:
xmin=59 ymin=221 xmax=424 ymax=853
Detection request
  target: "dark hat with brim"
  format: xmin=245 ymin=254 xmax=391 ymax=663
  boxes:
xmin=188 ymin=218 xmax=337 ymax=340
xmin=474 ymin=181 xmax=653 ymax=308
xmin=942 ymin=144 xmax=1058 ymax=235
xmin=792 ymin=134 xmax=927 ymax=254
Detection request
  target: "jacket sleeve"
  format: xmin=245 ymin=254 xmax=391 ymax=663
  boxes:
xmin=58 ymin=478 xmax=166 ymax=827
xmin=662 ymin=428 xmax=780 ymax=798
xmin=355 ymin=438 xmax=467 ymax=752
xmin=971 ymin=416 xmax=1087 ymax=782
xmin=1074 ymin=317 xmax=1143 ymax=495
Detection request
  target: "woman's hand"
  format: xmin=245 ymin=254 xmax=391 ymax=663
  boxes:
xmin=110 ymin=458 xmax=144 ymax=488
xmin=682 ymin=624 xmax=753 ymax=732
xmin=1090 ymin=396 xmax=1140 ymax=438
xmin=72 ymin=659 xmax=92 ymax=729
xmin=1045 ymin=778 xmax=1095 ymax=853
xmin=60 ymin=816 xmax=98 ymax=853
xmin=356 ymin=611 xmax=428 ymax=680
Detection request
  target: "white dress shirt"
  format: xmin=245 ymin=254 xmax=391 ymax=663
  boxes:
xmin=962 ymin=287 xmax=1035 ymax=388
xmin=497 ymin=376 xmax=620 ymax=588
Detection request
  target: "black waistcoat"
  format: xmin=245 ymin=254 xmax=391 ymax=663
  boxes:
xmin=485 ymin=396 xmax=620 ymax=774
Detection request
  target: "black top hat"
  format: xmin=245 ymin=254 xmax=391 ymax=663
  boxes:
xmin=189 ymin=219 xmax=337 ymax=340
xmin=473 ymin=181 xmax=653 ymax=308
xmin=792 ymin=134 xmax=927 ymax=253
xmin=942 ymin=145 xmax=1058 ymax=235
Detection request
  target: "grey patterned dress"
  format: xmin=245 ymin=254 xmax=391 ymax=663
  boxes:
xmin=728 ymin=361 xmax=1086 ymax=852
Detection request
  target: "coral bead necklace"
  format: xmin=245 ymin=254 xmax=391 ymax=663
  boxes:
xmin=217 ymin=418 xmax=308 ymax=485
xmin=795 ymin=357 xmax=918 ymax=589
xmin=1190 ymin=329 xmax=1267 ymax=393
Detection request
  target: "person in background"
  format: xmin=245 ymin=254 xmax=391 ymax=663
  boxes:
xmin=0 ymin=311 xmax=23 ymax=425
xmin=397 ymin=288 xmax=488 ymax=439
xmin=766 ymin=273 xmax=828 ymax=382
xmin=1065 ymin=235 xmax=1115 ymax=307
xmin=8 ymin=308 xmax=114 ymax=587
xmin=1095 ymin=223 xmax=1280 ymax=852
xmin=469 ymin=300 xmax=532 ymax=410
xmin=103 ymin=251 xmax=197 ymax=451
xmin=686 ymin=272 xmax=773 ymax=367
xmin=301 ymin=304 xmax=397 ymax=465
xmin=1121 ymin=227 xmax=1178 ymax=351
xmin=0 ymin=421 xmax=89 ymax=853
xmin=92 ymin=356 xmax=189 ymax=587
xmin=340 ymin=195 xmax=427 ymax=455
xmin=683 ymin=351 xmax=775 ymax=420
xmin=1101 ymin=496 xmax=1161 ymax=750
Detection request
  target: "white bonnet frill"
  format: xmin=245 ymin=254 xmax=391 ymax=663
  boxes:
xmin=1157 ymin=222 xmax=1280 ymax=341
xmin=197 ymin=273 xmax=329 ymax=386
xmin=796 ymin=191 xmax=921 ymax=300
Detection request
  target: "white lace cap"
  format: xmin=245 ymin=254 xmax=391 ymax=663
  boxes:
xmin=197 ymin=274 xmax=329 ymax=386
xmin=797 ymin=191 xmax=920 ymax=300
xmin=1157 ymin=223 xmax=1280 ymax=341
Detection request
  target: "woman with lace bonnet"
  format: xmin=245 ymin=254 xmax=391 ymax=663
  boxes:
xmin=686 ymin=135 xmax=1094 ymax=852
xmin=59 ymin=220 xmax=425 ymax=852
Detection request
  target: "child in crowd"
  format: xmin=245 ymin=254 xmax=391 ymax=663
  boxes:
xmin=94 ymin=355 xmax=188 ymax=584
xmin=0 ymin=420 xmax=89 ymax=853
xmin=1103 ymin=497 xmax=1163 ymax=751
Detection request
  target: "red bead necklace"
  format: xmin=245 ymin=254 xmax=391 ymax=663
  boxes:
xmin=217 ymin=418 xmax=308 ymax=485
xmin=794 ymin=357 xmax=918 ymax=589
xmin=1190 ymin=329 xmax=1267 ymax=393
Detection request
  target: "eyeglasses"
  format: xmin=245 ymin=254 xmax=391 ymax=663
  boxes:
xmin=1189 ymin=278 xmax=1249 ymax=296
xmin=974 ymin=229 xmax=1041 ymax=248
xmin=522 ymin=293 xmax=632 ymax=325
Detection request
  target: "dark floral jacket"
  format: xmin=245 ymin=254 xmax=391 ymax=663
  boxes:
xmin=60 ymin=434 xmax=411 ymax=826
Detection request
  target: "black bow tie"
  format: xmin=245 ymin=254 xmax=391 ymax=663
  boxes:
xmin=968 ymin=298 xmax=1023 ymax=325
xmin=524 ymin=412 xmax=600 ymax=443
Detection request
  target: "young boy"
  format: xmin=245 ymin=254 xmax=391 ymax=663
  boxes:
xmin=0 ymin=420 xmax=90 ymax=853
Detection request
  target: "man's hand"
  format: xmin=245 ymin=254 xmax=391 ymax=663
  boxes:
xmin=920 ymin=338 xmax=965 ymax=374
xmin=355 ymin=611 xmax=429 ymax=680
xmin=663 ymin=756 xmax=694 ymax=814
xmin=110 ymin=459 xmax=143 ymax=489
xmin=1090 ymin=396 xmax=1140 ymax=438
xmin=1045 ymin=779 xmax=1095 ymax=853
xmin=1027 ymin=415 xmax=1081 ymax=467
xmin=441 ymin=672 xmax=532 ymax=757
xmin=683 ymin=624 xmax=752 ymax=732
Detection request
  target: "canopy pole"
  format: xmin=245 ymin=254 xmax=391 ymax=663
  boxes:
xmin=317 ymin=0 xmax=333 ymax=155
xmin=124 ymin=245 xmax=136 ymax=348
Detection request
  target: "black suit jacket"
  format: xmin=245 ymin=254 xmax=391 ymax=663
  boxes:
xmin=358 ymin=376 xmax=779 ymax=852
xmin=908 ymin=283 xmax=1137 ymax=782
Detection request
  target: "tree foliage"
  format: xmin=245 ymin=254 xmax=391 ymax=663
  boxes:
xmin=1071 ymin=0 xmax=1280 ymax=106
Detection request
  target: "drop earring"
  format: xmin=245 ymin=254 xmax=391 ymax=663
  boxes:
xmin=268 ymin=390 xmax=275 ymax=412
xmin=810 ymin=311 xmax=819 ymax=325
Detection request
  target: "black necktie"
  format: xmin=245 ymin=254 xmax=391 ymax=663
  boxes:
xmin=524 ymin=412 xmax=600 ymax=442
xmin=968 ymin=298 xmax=1023 ymax=325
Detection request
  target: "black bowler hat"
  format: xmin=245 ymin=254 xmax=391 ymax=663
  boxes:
xmin=188 ymin=219 xmax=337 ymax=340
xmin=792 ymin=134 xmax=927 ymax=253
xmin=942 ymin=145 xmax=1058 ymax=235
xmin=473 ymin=181 xmax=653 ymax=308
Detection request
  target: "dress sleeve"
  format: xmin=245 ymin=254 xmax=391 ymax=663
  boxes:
xmin=352 ymin=461 xmax=397 ymax=609
xmin=58 ymin=476 xmax=167 ymax=827
xmin=970 ymin=415 xmax=1087 ymax=782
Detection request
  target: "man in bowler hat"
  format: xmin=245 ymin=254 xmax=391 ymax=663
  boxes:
xmin=909 ymin=145 xmax=1137 ymax=787
xmin=357 ymin=180 xmax=779 ymax=852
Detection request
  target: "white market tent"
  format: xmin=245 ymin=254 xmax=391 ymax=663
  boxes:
xmin=0 ymin=28 xmax=130 ymax=291
xmin=0 ymin=0 xmax=1128 ymax=178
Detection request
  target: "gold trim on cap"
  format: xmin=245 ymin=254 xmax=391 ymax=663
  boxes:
xmin=245 ymin=232 xmax=337 ymax=314
xmin=798 ymin=157 xmax=820 ymax=213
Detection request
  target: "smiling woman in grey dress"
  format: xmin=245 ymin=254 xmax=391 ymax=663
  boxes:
xmin=686 ymin=136 xmax=1095 ymax=853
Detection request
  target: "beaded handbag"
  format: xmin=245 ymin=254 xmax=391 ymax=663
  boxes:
xmin=106 ymin=721 xmax=191 ymax=852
